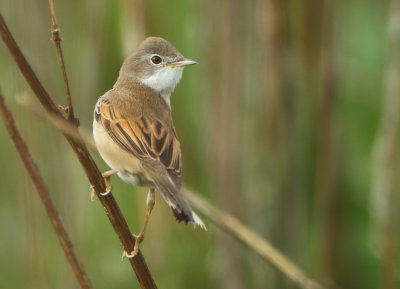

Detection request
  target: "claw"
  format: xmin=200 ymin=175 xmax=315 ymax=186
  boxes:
xmin=58 ymin=104 xmax=69 ymax=114
xmin=101 ymin=169 xmax=118 ymax=196
xmin=121 ymin=250 xmax=136 ymax=261
xmin=90 ymin=185 xmax=96 ymax=202
xmin=121 ymin=234 xmax=144 ymax=261
xmin=100 ymin=190 xmax=111 ymax=196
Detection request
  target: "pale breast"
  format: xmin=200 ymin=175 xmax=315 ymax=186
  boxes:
xmin=93 ymin=119 xmax=154 ymax=187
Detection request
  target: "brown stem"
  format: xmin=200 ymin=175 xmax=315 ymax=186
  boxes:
xmin=0 ymin=90 xmax=93 ymax=289
xmin=316 ymin=0 xmax=339 ymax=283
xmin=0 ymin=12 xmax=157 ymax=289
xmin=374 ymin=0 xmax=400 ymax=288
xmin=47 ymin=0 xmax=75 ymax=122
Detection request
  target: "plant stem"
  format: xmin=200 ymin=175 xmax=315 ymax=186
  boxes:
xmin=0 ymin=90 xmax=93 ymax=289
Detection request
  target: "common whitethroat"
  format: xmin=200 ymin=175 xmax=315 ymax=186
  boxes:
xmin=93 ymin=37 xmax=206 ymax=257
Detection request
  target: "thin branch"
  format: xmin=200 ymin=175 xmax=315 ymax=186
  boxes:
xmin=0 ymin=12 xmax=157 ymax=289
xmin=183 ymin=188 xmax=326 ymax=289
xmin=47 ymin=0 xmax=74 ymax=122
xmin=0 ymin=90 xmax=93 ymax=289
xmin=16 ymin=94 xmax=96 ymax=150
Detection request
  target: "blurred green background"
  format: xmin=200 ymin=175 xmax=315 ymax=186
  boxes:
xmin=0 ymin=0 xmax=399 ymax=288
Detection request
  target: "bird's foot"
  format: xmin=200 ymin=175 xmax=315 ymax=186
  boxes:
xmin=100 ymin=169 xmax=118 ymax=196
xmin=121 ymin=233 xmax=144 ymax=260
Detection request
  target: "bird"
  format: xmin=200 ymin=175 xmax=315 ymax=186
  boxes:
xmin=93 ymin=37 xmax=206 ymax=257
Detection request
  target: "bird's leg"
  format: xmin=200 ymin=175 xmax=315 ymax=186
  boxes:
xmin=123 ymin=187 xmax=156 ymax=258
xmin=91 ymin=170 xmax=118 ymax=200
xmin=95 ymin=169 xmax=119 ymax=199
xmin=137 ymin=188 xmax=156 ymax=242
xmin=101 ymin=169 xmax=119 ymax=195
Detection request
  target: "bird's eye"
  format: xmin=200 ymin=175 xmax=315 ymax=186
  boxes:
xmin=151 ymin=55 xmax=162 ymax=64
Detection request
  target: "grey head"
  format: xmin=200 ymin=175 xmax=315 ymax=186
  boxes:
xmin=117 ymin=37 xmax=196 ymax=101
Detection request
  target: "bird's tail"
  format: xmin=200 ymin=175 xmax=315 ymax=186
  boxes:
xmin=153 ymin=178 xmax=206 ymax=230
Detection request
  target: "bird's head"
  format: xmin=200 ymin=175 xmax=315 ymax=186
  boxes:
xmin=118 ymin=37 xmax=197 ymax=97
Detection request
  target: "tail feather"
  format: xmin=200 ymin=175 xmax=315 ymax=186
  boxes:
xmin=171 ymin=207 xmax=207 ymax=229
xmin=153 ymin=177 xmax=206 ymax=230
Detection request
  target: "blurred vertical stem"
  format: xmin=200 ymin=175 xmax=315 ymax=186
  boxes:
xmin=120 ymin=0 xmax=147 ymax=54
xmin=372 ymin=0 xmax=400 ymax=288
xmin=259 ymin=0 xmax=291 ymax=287
xmin=302 ymin=0 xmax=340 ymax=283
xmin=316 ymin=0 xmax=339 ymax=283
xmin=47 ymin=0 xmax=75 ymax=122
xmin=208 ymin=0 xmax=245 ymax=288
xmin=0 ymin=90 xmax=93 ymax=289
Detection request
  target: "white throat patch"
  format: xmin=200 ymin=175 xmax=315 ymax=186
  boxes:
xmin=141 ymin=67 xmax=183 ymax=108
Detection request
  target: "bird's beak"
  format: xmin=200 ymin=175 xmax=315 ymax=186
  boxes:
xmin=171 ymin=58 xmax=197 ymax=67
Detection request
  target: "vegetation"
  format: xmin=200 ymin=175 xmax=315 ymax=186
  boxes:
xmin=0 ymin=0 xmax=398 ymax=288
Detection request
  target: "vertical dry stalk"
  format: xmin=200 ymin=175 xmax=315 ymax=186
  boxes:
xmin=316 ymin=0 xmax=340 ymax=283
xmin=302 ymin=0 xmax=323 ymax=78
xmin=209 ymin=0 xmax=245 ymax=288
xmin=120 ymin=0 xmax=148 ymax=54
xmin=302 ymin=0 xmax=341 ymax=283
xmin=259 ymin=0 xmax=290 ymax=259
xmin=0 ymin=12 xmax=157 ymax=289
xmin=259 ymin=2 xmax=294 ymax=287
xmin=260 ymin=0 xmax=284 ymax=139
xmin=47 ymin=0 xmax=74 ymax=121
xmin=372 ymin=1 xmax=400 ymax=288
xmin=0 ymin=91 xmax=93 ymax=289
